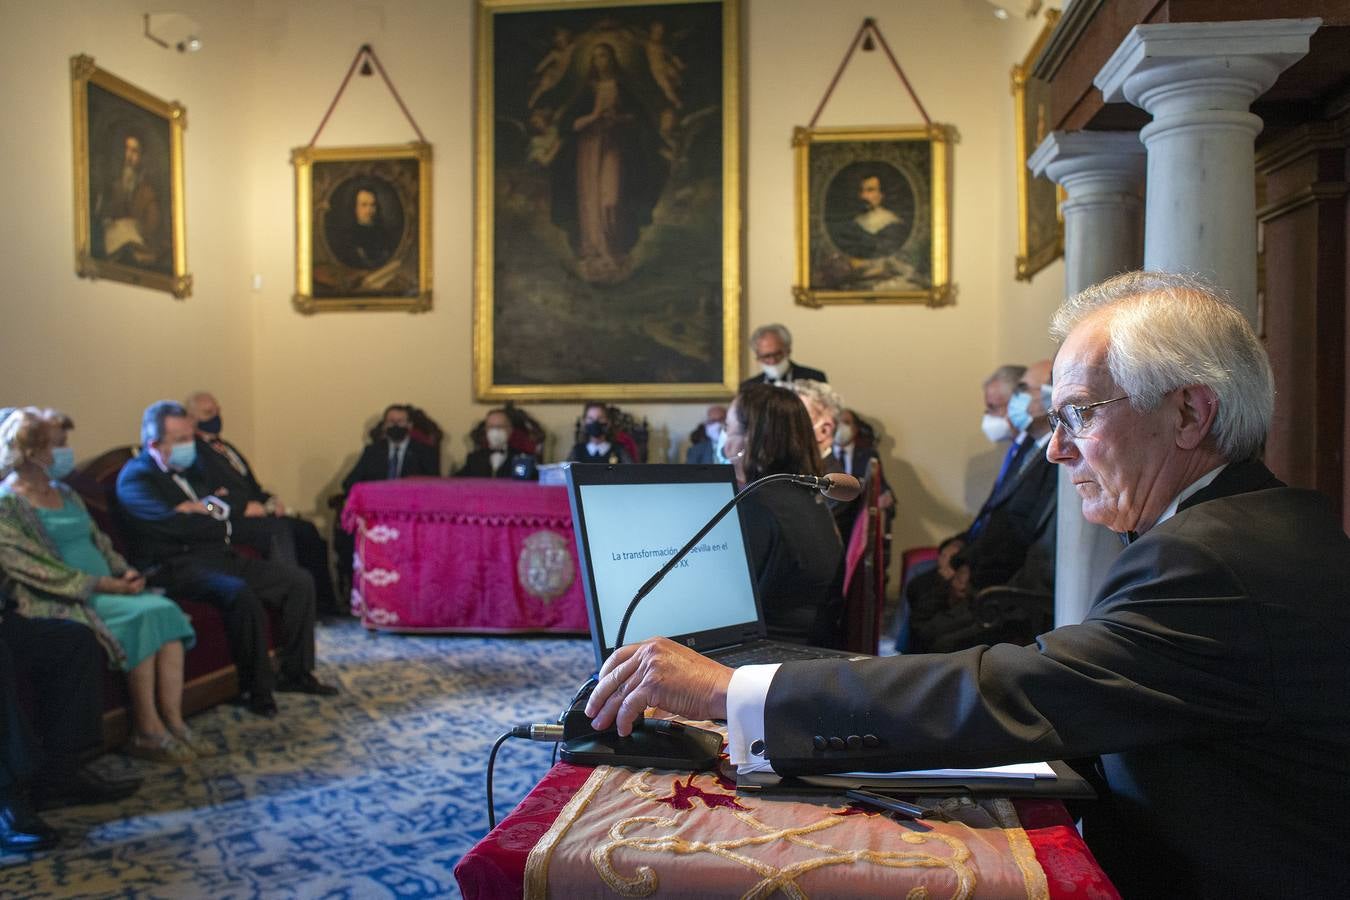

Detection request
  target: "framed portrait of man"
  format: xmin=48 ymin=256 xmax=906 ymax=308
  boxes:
xmin=291 ymin=142 xmax=433 ymax=313
xmin=793 ymin=124 xmax=955 ymax=307
xmin=474 ymin=0 xmax=741 ymax=401
xmin=1011 ymin=8 xmax=1063 ymax=282
xmin=70 ymin=55 xmax=190 ymax=298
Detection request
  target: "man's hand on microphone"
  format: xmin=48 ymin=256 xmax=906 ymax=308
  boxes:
xmin=585 ymin=637 xmax=733 ymax=737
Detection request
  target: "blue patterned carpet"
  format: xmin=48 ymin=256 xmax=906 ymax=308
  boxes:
xmin=1 ymin=621 xmax=596 ymax=898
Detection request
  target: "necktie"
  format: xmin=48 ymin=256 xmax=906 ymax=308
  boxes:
xmin=387 ymin=447 xmax=401 ymax=479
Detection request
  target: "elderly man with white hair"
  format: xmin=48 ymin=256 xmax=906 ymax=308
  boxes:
xmin=739 ymin=323 xmax=827 ymax=391
xmin=583 ymin=271 xmax=1350 ymax=896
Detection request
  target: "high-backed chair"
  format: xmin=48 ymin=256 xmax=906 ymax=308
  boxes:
xmin=840 ymin=457 xmax=887 ymax=655
xmin=572 ymin=404 xmax=649 ymax=463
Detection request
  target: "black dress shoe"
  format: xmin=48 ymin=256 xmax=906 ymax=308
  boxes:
xmin=247 ymin=693 xmax=279 ymax=718
xmin=31 ymin=767 xmax=141 ymax=811
xmin=2 ymin=801 xmax=60 ymax=851
xmin=275 ymin=673 xmax=339 ymax=696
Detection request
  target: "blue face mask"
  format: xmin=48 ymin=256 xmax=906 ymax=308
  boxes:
xmin=1041 ymin=384 xmax=1054 ymax=408
xmin=47 ymin=446 xmax=76 ymax=480
xmin=713 ymin=428 xmax=731 ymax=465
xmin=1007 ymin=391 xmax=1034 ymax=432
xmin=167 ymin=440 xmax=197 ymax=470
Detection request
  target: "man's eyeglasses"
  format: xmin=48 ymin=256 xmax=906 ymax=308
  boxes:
xmin=1047 ymin=395 xmax=1130 ymax=436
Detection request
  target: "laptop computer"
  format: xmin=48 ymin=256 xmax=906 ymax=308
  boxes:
xmin=563 ymin=462 xmax=868 ymax=669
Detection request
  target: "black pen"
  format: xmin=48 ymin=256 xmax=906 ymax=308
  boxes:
xmin=845 ymin=789 xmax=930 ymax=819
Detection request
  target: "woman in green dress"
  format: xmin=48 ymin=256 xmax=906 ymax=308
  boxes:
xmin=0 ymin=408 xmax=210 ymax=764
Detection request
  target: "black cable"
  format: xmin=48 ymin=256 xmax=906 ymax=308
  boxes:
xmin=486 ymin=731 xmax=512 ymax=830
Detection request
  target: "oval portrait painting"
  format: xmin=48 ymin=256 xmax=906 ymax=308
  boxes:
xmin=822 ymin=161 xmax=916 ymax=260
xmin=324 ymin=175 xmax=406 ymax=271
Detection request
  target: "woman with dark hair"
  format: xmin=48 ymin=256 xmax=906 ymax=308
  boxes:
xmin=723 ymin=384 xmax=843 ymax=646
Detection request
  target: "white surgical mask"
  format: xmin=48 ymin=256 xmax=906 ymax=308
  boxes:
xmin=704 ymin=421 xmax=723 ymax=442
xmin=981 ymin=413 xmax=1012 ymax=444
xmin=486 ymin=427 xmax=509 ymax=450
xmin=835 ymin=423 xmax=854 ymax=447
xmin=761 ymin=359 xmax=790 ymax=380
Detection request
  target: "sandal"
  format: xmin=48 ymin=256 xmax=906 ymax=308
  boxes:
xmin=170 ymin=726 xmax=220 ymax=758
xmin=125 ymin=733 xmax=195 ymax=765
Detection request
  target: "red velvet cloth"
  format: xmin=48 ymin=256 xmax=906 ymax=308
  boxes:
xmin=455 ymin=764 xmax=1119 ymax=899
xmin=342 ymin=479 xmax=589 ymax=633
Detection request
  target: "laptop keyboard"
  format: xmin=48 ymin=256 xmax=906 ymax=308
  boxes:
xmin=715 ymin=641 xmax=865 ymax=667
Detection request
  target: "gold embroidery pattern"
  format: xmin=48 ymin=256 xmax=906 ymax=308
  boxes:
xmin=593 ymin=781 xmax=982 ymax=899
xmin=524 ymin=766 xmax=608 ymax=900
xmin=988 ymin=798 xmax=1050 ymax=900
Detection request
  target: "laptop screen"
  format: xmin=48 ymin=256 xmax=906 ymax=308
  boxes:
xmin=565 ymin=464 xmax=764 ymax=665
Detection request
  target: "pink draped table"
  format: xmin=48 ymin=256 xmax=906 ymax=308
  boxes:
xmin=341 ymin=478 xmax=589 ymax=633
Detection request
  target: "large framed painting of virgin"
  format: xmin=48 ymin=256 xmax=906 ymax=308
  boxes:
xmin=475 ymin=0 xmax=741 ymax=401
xmin=793 ymin=124 xmax=955 ymax=308
xmin=70 ymin=54 xmax=190 ymax=298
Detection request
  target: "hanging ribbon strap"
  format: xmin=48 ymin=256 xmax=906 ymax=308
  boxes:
xmin=307 ymin=44 xmax=428 ymax=147
xmin=808 ymin=18 xmax=931 ymax=129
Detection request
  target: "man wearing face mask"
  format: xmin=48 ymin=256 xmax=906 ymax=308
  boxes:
xmin=738 ymin=324 xmax=828 ymax=391
xmin=907 ymin=360 xmax=1059 ymax=653
xmin=456 ymin=409 xmax=531 ymax=478
xmin=685 ymin=404 xmax=727 ymax=465
xmin=341 ymin=405 xmax=441 ymax=491
xmin=566 ymin=403 xmax=635 ymax=464
xmin=186 ymin=392 xmax=341 ymax=618
xmin=116 ymin=401 xmax=336 ymax=718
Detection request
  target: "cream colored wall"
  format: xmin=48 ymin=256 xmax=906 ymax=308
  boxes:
xmin=0 ymin=0 xmax=257 ymax=458
xmin=1 ymin=0 xmax=1067 ymax=557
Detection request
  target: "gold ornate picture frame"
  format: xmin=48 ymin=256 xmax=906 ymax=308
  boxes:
xmin=474 ymin=0 xmax=741 ymax=401
xmin=793 ymin=124 xmax=955 ymax=308
xmin=1011 ymin=8 xmax=1063 ymax=281
xmin=70 ymin=54 xmax=190 ymax=298
xmin=291 ymin=142 xmax=433 ymax=314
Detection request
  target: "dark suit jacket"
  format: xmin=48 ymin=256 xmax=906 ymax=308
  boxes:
xmin=763 ymin=461 xmax=1350 ymax=896
xmin=196 ymin=436 xmax=269 ymax=505
xmin=115 ymin=451 xmax=233 ymax=567
xmin=958 ymin=442 xmax=1058 ymax=591
xmin=455 ymin=448 xmax=518 ymax=479
xmin=738 ymin=361 xmax=828 ymax=392
xmin=341 ymin=439 xmax=440 ymax=492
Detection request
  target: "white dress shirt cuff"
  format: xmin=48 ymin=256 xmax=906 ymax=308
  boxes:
xmin=726 ymin=663 xmax=780 ymax=773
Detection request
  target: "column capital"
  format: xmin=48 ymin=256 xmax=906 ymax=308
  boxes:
xmin=1029 ymin=130 xmax=1145 ymax=185
xmin=1096 ymin=18 xmax=1320 ymax=113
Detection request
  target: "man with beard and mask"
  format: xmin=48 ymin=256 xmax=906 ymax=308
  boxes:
xmin=341 ymin=405 xmax=441 ymax=490
xmin=456 ymin=408 xmax=532 ymax=478
xmin=94 ymin=134 xmax=169 ymax=270
xmin=566 ymin=403 xmax=635 ymax=465
xmin=185 ymin=391 xmax=341 ymax=617
xmin=685 ymin=405 xmax=727 ymax=465
xmin=738 ymin=324 xmax=827 ymax=391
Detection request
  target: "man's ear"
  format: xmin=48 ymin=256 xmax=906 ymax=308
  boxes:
xmin=1174 ymin=384 xmax=1219 ymax=450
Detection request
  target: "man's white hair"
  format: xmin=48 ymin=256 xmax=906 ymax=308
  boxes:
xmin=791 ymin=379 xmax=843 ymax=423
xmin=750 ymin=323 xmax=792 ymax=350
xmin=1050 ymin=270 xmax=1273 ymax=461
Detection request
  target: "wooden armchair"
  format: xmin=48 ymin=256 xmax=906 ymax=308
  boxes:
xmin=840 ymin=456 xmax=887 ymax=655
xmin=573 ymin=404 xmax=649 ymax=463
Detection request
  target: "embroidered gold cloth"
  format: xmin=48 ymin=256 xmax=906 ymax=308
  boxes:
xmin=525 ymin=759 xmax=1049 ymax=899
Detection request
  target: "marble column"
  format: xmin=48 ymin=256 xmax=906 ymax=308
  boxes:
xmin=1095 ymin=18 xmax=1319 ymax=324
xmin=1029 ymin=131 xmax=1145 ymax=625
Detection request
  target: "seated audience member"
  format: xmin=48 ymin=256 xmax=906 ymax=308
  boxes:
xmin=455 ymin=408 xmax=536 ymax=478
xmin=117 ymin=401 xmax=336 ymax=719
xmin=2 ymin=610 xmax=140 ymax=852
xmin=586 ymin=271 xmax=1350 ymax=897
xmin=739 ymin=324 xmax=827 ymax=390
xmin=909 ymin=361 xmax=1058 ymax=652
xmin=341 ymin=404 xmax=441 ymax=490
xmin=901 ymin=363 xmax=1028 ymax=633
xmin=0 ymin=409 xmax=208 ymax=763
xmin=186 ymin=391 xmax=340 ymax=617
xmin=833 ymin=407 xmax=896 ymax=545
xmin=684 ymin=405 xmax=727 ymax=465
xmin=792 ymin=379 xmax=857 ymax=537
xmin=566 ymin=403 xmax=634 ymax=464
xmin=725 ymin=384 xmax=843 ymax=647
